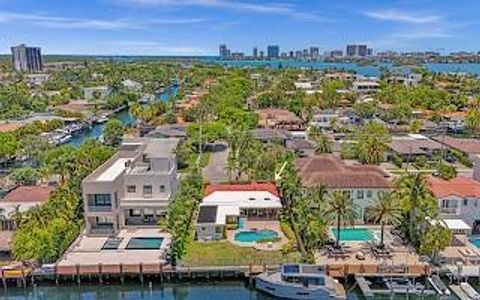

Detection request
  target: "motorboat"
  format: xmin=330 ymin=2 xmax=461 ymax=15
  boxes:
xmin=255 ymin=264 xmax=345 ymax=300
xmin=383 ymin=277 xmax=425 ymax=294
xmin=460 ymin=282 xmax=480 ymax=300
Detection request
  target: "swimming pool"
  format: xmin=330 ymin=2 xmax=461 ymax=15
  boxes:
xmin=330 ymin=228 xmax=375 ymax=242
xmin=234 ymin=230 xmax=279 ymax=243
xmin=126 ymin=237 xmax=164 ymax=249
xmin=470 ymin=238 xmax=480 ymax=248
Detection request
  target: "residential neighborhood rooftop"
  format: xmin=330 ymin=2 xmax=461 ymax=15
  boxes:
xmin=428 ymin=176 xmax=480 ymax=198
xmin=2 ymin=186 xmax=53 ymax=203
xmin=297 ymin=155 xmax=392 ymax=188
xmin=433 ymin=136 xmax=480 ymax=155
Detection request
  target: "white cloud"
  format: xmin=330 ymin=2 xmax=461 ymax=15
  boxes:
xmin=363 ymin=9 xmax=442 ymax=24
xmin=119 ymin=0 xmax=331 ymax=21
xmin=0 ymin=11 xmax=206 ymax=30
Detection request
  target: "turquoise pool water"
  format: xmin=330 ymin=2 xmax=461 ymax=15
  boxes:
xmin=470 ymin=238 xmax=480 ymax=248
xmin=125 ymin=237 xmax=163 ymax=249
xmin=330 ymin=228 xmax=375 ymax=241
xmin=234 ymin=230 xmax=279 ymax=243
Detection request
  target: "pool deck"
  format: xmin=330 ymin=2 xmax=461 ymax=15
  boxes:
xmin=57 ymin=228 xmax=171 ymax=267
xmin=317 ymin=226 xmax=430 ymax=277
xmin=226 ymin=220 xmax=288 ymax=251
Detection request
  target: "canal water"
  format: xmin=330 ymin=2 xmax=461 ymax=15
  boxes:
xmin=67 ymin=85 xmax=178 ymax=147
xmin=0 ymin=280 xmax=443 ymax=300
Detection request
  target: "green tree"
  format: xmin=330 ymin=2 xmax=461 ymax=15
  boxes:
xmin=355 ymin=122 xmax=390 ymax=165
xmin=309 ymin=127 xmax=332 ymax=154
xmin=419 ymin=224 xmax=452 ymax=262
xmin=366 ymin=192 xmax=402 ymax=248
xmin=103 ymin=119 xmax=125 ymax=146
xmin=437 ymin=162 xmax=457 ymax=180
xmin=324 ymin=191 xmax=358 ymax=248
xmin=11 ymin=167 xmax=41 ymax=186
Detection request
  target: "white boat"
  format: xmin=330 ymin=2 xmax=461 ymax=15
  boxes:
xmin=428 ymin=275 xmax=451 ymax=296
xmin=58 ymin=134 xmax=72 ymax=144
xmin=255 ymin=264 xmax=345 ymax=300
xmin=383 ymin=278 xmax=425 ymax=294
xmin=95 ymin=116 xmax=109 ymax=124
xmin=460 ymin=282 xmax=480 ymax=300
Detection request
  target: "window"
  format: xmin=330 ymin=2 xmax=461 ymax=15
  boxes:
xmin=264 ymin=198 xmax=271 ymax=201
xmin=464 ymin=199 xmax=468 ymax=206
xmin=88 ymin=194 xmax=111 ymax=206
xmin=143 ymin=185 xmax=153 ymax=195
xmin=130 ymin=209 xmax=141 ymax=217
xmin=357 ymin=191 xmax=364 ymax=199
xmin=215 ymin=227 xmax=222 ymax=234
xmin=475 ymin=200 xmax=478 ymax=207
xmin=127 ymin=185 xmax=136 ymax=193
xmin=366 ymin=190 xmax=372 ymax=198
xmin=249 ymin=197 xmax=255 ymax=201
xmin=96 ymin=216 xmax=113 ymax=225
xmin=160 ymin=185 xmax=165 ymax=193
xmin=201 ymin=227 xmax=206 ymax=231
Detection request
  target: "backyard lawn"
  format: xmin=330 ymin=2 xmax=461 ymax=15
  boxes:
xmin=181 ymin=239 xmax=302 ymax=267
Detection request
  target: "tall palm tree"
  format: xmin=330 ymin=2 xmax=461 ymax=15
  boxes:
xmin=394 ymin=173 xmax=436 ymax=244
xmin=309 ymin=127 xmax=332 ymax=154
xmin=325 ymin=191 xmax=358 ymax=248
xmin=366 ymin=192 xmax=402 ymax=248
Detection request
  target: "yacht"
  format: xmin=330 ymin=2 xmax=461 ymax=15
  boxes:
xmin=255 ymin=264 xmax=345 ymax=300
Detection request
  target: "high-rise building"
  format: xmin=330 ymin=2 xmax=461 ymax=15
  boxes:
xmin=367 ymin=48 xmax=373 ymax=56
xmin=310 ymin=47 xmax=319 ymax=60
xmin=219 ymin=44 xmax=229 ymax=60
xmin=303 ymin=49 xmax=309 ymax=59
xmin=253 ymin=47 xmax=258 ymax=59
xmin=295 ymin=51 xmax=303 ymax=59
xmin=11 ymin=44 xmax=43 ymax=73
xmin=289 ymin=51 xmax=294 ymax=59
xmin=259 ymin=51 xmax=264 ymax=59
xmin=267 ymin=45 xmax=280 ymax=59
xmin=346 ymin=44 xmax=369 ymax=57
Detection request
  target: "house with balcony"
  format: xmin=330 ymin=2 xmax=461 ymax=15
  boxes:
xmin=428 ymin=176 xmax=480 ymax=233
xmin=296 ymin=155 xmax=392 ymax=222
xmin=82 ymin=138 xmax=180 ymax=236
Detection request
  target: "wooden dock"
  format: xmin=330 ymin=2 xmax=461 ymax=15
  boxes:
xmin=355 ymin=275 xmax=373 ymax=298
xmin=450 ymin=285 xmax=471 ymax=300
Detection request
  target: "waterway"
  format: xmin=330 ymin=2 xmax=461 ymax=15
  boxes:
xmin=212 ymin=59 xmax=480 ymax=77
xmin=0 ymin=280 xmax=443 ymax=300
xmin=67 ymin=85 xmax=178 ymax=147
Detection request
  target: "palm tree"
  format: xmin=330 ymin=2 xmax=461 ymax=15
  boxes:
xmin=366 ymin=192 xmax=402 ymax=248
xmin=309 ymin=127 xmax=332 ymax=154
xmin=325 ymin=191 xmax=358 ymax=248
xmin=394 ymin=173 xmax=436 ymax=244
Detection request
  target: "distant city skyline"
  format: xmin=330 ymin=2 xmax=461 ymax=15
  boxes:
xmin=1 ymin=0 xmax=480 ymax=55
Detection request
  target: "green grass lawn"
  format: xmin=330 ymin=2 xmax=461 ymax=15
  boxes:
xmin=181 ymin=239 xmax=302 ymax=267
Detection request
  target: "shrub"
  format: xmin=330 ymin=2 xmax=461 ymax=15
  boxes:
xmin=391 ymin=154 xmax=403 ymax=168
xmin=438 ymin=162 xmax=457 ymax=180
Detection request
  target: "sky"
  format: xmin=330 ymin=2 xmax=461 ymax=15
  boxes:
xmin=0 ymin=0 xmax=479 ymax=55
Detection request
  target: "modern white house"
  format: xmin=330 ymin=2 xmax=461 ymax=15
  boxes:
xmin=309 ymin=109 xmax=339 ymax=129
xmin=122 ymin=79 xmax=143 ymax=91
xmin=296 ymin=155 xmax=392 ymax=222
xmin=83 ymin=86 xmax=111 ymax=100
xmin=352 ymin=81 xmax=380 ymax=94
xmin=195 ymin=183 xmax=282 ymax=241
xmin=428 ymin=176 xmax=480 ymax=233
xmin=82 ymin=138 xmax=180 ymax=236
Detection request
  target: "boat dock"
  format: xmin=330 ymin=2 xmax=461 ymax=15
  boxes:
xmin=355 ymin=275 xmax=373 ymax=297
xmin=450 ymin=285 xmax=471 ymax=300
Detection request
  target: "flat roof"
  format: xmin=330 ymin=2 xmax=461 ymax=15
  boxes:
xmin=442 ymin=219 xmax=471 ymax=231
xmin=95 ymin=158 xmax=128 ymax=181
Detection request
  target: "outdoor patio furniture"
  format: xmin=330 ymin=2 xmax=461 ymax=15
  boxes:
xmin=356 ymin=251 xmax=366 ymax=260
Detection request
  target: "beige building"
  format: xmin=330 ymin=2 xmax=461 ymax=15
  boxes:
xmin=82 ymin=138 xmax=180 ymax=236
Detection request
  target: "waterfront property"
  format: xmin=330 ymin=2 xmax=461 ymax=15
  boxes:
xmin=0 ymin=186 xmax=53 ymax=255
xmin=296 ymin=155 xmax=392 ymax=221
xmin=195 ymin=183 xmax=283 ymax=243
xmin=428 ymin=176 xmax=480 ymax=233
xmin=82 ymin=138 xmax=180 ymax=236
xmin=57 ymin=228 xmax=171 ymax=267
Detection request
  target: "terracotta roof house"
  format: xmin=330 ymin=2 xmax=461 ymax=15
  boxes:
xmin=428 ymin=176 xmax=480 ymax=232
xmin=296 ymin=155 xmax=392 ymax=221
xmin=0 ymin=186 xmax=53 ymax=252
xmin=256 ymin=108 xmax=304 ymax=130
xmin=196 ymin=182 xmax=282 ymax=241
xmin=433 ymin=136 xmax=480 ymax=160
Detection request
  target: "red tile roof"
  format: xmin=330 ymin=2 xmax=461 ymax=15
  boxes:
xmin=296 ymin=155 xmax=392 ymax=189
xmin=0 ymin=123 xmax=23 ymax=133
xmin=427 ymin=176 xmax=480 ymax=198
xmin=2 ymin=186 xmax=53 ymax=203
xmin=204 ymin=182 xmax=279 ymax=197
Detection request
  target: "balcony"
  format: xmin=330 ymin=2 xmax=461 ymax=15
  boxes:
xmin=87 ymin=205 xmax=112 ymax=213
xmin=440 ymin=207 xmax=459 ymax=215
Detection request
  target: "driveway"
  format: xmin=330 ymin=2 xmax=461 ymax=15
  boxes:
xmin=202 ymin=142 xmax=230 ymax=183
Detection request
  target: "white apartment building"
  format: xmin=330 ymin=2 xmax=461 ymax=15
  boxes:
xmin=82 ymin=138 xmax=180 ymax=236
